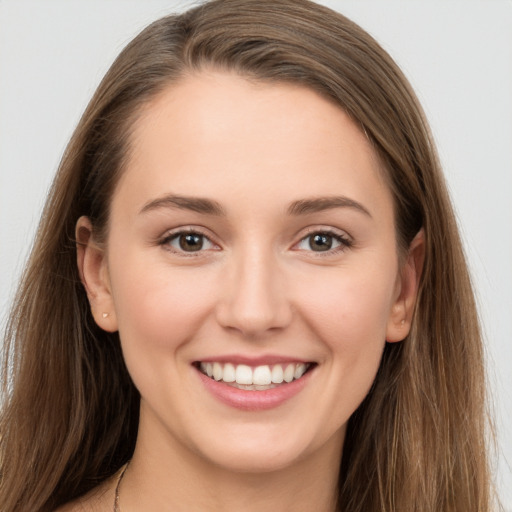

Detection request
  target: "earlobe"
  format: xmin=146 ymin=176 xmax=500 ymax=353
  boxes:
xmin=76 ymin=216 xmax=118 ymax=332
xmin=386 ymin=229 xmax=425 ymax=343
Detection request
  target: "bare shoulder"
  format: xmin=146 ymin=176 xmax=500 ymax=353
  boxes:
xmin=53 ymin=474 xmax=116 ymax=512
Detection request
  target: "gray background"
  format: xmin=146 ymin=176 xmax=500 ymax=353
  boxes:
xmin=1 ymin=0 xmax=511 ymax=507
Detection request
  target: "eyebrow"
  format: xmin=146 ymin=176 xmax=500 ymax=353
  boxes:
xmin=139 ymin=193 xmax=371 ymax=218
xmin=139 ymin=194 xmax=226 ymax=216
xmin=287 ymin=196 xmax=372 ymax=218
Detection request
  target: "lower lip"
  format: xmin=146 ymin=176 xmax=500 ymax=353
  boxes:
xmin=196 ymin=367 xmax=313 ymax=411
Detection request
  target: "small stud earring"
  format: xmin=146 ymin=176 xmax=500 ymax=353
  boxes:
xmin=400 ymin=319 xmax=405 ymax=326
xmin=102 ymin=312 xmax=109 ymax=318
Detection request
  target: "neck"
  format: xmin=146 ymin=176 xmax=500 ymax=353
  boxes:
xmin=120 ymin=411 xmax=343 ymax=512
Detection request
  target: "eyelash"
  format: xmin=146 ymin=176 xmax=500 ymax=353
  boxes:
xmin=294 ymin=228 xmax=353 ymax=256
xmin=159 ymin=228 xmax=218 ymax=256
xmin=158 ymin=228 xmax=353 ymax=256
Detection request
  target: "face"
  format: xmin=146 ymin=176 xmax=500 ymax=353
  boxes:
xmin=79 ymin=71 xmax=420 ymax=475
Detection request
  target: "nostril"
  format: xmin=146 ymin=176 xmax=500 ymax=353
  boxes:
xmin=215 ymin=293 xmax=293 ymax=336
xmin=213 ymin=256 xmax=293 ymax=335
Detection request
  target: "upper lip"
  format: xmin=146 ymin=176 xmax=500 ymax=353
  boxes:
xmin=194 ymin=354 xmax=314 ymax=366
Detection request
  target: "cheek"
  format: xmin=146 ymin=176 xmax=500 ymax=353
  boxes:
xmin=294 ymin=264 xmax=396 ymax=398
xmin=108 ymin=252 xmax=218 ymax=362
xmin=296 ymin=266 xmax=396 ymax=347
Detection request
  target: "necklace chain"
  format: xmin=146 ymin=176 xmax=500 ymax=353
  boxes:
xmin=112 ymin=460 xmax=340 ymax=511
xmin=113 ymin=462 xmax=129 ymax=512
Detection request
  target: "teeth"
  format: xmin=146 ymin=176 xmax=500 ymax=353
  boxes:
xmin=199 ymin=362 xmax=310 ymax=386
xmin=223 ymin=363 xmax=236 ymax=383
xmin=283 ymin=364 xmax=295 ymax=383
xmin=213 ymin=362 xmax=223 ymax=381
xmin=253 ymin=365 xmax=272 ymax=385
xmin=271 ymin=364 xmax=284 ymax=384
xmin=294 ymin=363 xmax=307 ymax=380
xmin=235 ymin=364 xmax=253 ymax=385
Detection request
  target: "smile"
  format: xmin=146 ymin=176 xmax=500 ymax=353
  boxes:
xmin=198 ymin=362 xmax=311 ymax=390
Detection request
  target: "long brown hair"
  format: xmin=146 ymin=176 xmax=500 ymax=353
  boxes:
xmin=0 ymin=1 xmax=495 ymax=510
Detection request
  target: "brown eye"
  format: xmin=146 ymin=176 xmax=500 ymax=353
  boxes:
xmin=166 ymin=232 xmax=215 ymax=253
xmin=179 ymin=233 xmax=204 ymax=251
xmin=309 ymin=233 xmax=334 ymax=251
xmin=295 ymin=231 xmax=351 ymax=254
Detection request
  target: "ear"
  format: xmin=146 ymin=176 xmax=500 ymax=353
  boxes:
xmin=76 ymin=216 xmax=118 ymax=332
xmin=386 ymin=229 xmax=425 ymax=343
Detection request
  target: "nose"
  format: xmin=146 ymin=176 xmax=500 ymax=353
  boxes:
xmin=215 ymin=247 xmax=293 ymax=338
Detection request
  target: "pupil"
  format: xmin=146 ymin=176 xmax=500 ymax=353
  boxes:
xmin=310 ymin=234 xmax=332 ymax=251
xmin=179 ymin=233 xmax=203 ymax=251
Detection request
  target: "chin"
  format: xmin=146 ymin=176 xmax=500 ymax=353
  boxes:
xmin=184 ymin=420 xmax=343 ymax=475
xmin=200 ymin=441 xmax=310 ymax=474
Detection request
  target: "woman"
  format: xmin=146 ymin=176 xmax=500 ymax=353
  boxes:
xmin=0 ymin=0 xmax=495 ymax=510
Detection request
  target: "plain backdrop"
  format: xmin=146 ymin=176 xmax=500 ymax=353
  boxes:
xmin=1 ymin=0 xmax=511 ymax=507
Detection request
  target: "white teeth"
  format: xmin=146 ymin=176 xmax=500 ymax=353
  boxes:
xmin=283 ymin=364 xmax=295 ymax=383
xmin=253 ymin=365 xmax=272 ymax=385
xmin=223 ymin=363 xmax=236 ymax=383
xmin=294 ymin=363 xmax=307 ymax=380
xmin=199 ymin=361 xmax=311 ymax=386
xmin=235 ymin=364 xmax=253 ymax=385
xmin=271 ymin=364 xmax=284 ymax=384
xmin=213 ymin=362 xmax=223 ymax=381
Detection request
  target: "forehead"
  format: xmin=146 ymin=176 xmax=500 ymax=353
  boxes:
xmin=114 ymin=71 xmax=392 ymax=219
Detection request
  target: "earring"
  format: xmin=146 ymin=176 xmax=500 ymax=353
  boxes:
xmin=400 ymin=319 xmax=405 ymax=326
xmin=102 ymin=312 xmax=109 ymax=318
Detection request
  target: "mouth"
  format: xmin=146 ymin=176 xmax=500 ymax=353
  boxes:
xmin=194 ymin=361 xmax=315 ymax=391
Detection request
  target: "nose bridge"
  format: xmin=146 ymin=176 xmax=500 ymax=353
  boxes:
xmin=216 ymin=241 xmax=291 ymax=336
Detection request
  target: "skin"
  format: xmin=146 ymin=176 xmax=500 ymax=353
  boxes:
xmin=72 ymin=71 xmax=424 ymax=511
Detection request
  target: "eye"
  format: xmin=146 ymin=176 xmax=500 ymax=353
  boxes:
xmin=164 ymin=231 xmax=216 ymax=253
xmin=295 ymin=231 xmax=351 ymax=253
